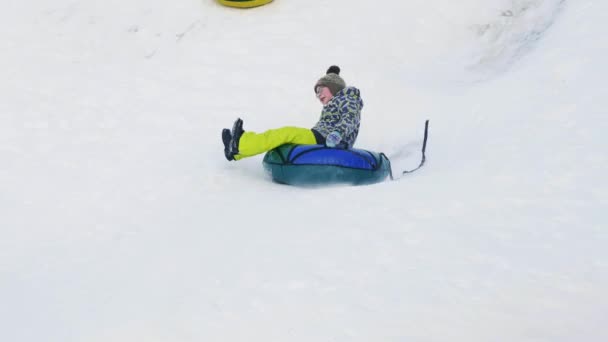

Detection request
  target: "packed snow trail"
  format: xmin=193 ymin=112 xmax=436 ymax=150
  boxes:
xmin=1 ymin=1 xmax=607 ymax=341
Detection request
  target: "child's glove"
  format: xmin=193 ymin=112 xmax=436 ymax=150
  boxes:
xmin=325 ymin=131 xmax=342 ymax=148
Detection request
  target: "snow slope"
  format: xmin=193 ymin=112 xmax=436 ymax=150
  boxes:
xmin=1 ymin=0 xmax=607 ymax=341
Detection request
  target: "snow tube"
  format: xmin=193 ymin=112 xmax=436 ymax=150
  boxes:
xmin=218 ymin=0 xmax=273 ymax=8
xmin=263 ymin=144 xmax=391 ymax=186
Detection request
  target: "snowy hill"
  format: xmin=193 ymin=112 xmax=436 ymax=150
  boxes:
xmin=1 ymin=0 xmax=607 ymax=341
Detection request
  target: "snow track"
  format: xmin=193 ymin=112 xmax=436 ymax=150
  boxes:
xmin=1 ymin=1 xmax=606 ymax=341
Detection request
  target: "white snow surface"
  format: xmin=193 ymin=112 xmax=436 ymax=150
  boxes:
xmin=1 ymin=0 xmax=607 ymax=341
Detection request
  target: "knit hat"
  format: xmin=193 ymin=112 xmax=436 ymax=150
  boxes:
xmin=314 ymin=65 xmax=346 ymax=96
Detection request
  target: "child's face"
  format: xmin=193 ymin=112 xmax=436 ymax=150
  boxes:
xmin=316 ymin=86 xmax=333 ymax=105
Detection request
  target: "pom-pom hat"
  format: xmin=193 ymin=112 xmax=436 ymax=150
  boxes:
xmin=314 ymin=65 xmax=346 ymax=96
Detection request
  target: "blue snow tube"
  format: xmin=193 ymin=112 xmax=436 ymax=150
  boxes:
xmin=262 ymin=144 xmax=391 ymax=186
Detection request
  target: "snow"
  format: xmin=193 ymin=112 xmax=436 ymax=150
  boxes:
xmin=1 ymin=0 xmax=607 ymax=341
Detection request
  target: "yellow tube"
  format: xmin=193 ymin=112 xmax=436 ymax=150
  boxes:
xmin=218 ymin=0 xmax=273 ymax=8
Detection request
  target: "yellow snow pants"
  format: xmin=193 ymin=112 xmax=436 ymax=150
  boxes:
xmin=234 ymin=126 xmax=317 ymax=160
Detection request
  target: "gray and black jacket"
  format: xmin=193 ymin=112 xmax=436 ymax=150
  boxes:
xmin=311 ymin=87 xmax=363 ymax=148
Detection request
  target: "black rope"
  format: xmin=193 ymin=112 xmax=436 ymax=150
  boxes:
xmin=383 ymin=120 xmax=429 ymax=180
xmin=401 ymin=119 xmax=429 ymax=175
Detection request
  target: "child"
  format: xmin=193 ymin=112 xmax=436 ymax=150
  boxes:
xmin=222 ymin=65 xmax=363 ymax=161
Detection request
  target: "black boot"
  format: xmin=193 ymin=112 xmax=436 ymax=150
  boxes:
xmin=222 ymin=128 xmax=234 ymax=161
xmin=230 ymin=118 xmax=244 ymax=156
